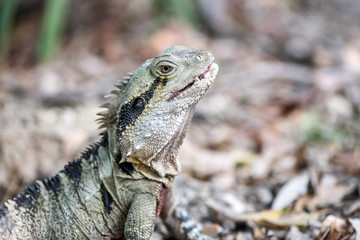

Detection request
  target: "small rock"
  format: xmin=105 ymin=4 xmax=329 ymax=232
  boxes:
xmin=284 ymin=37 xmax=313 ymax=64
xmin=286 ymin=226 xmax=312 ymax=240
xmin=202 ymin=223 xmax=224 ymax=238
xmin=326 ymin=95 xmax=353 ymax=122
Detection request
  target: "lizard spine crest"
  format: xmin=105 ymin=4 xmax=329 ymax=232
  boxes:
xmin=96 ymin=73 xmax=133 ymax=132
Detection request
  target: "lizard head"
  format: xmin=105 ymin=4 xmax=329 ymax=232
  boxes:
xmin=99 ymin=45 xmax=218 ymax=183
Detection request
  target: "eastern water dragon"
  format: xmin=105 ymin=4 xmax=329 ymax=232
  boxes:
xmin=0 ymin=45 xmax=219 ymax=240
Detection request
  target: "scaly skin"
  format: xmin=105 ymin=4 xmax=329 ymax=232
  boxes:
xmin=0 ymin=45 xmax=219 ymax=240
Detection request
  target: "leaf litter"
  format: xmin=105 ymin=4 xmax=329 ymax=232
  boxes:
xmin=1 ymin=0 xmax=360 ymax=239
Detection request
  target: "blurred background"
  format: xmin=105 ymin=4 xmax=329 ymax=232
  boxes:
xmin=1 ymin=0 xmax=360 ymax=239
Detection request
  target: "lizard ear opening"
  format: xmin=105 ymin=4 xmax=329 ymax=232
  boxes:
xmin=132 ymin=97 xmax=145 ymax=110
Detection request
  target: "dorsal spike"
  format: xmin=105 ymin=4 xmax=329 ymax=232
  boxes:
xmin=95 ymin=72 xmax=132 ymax=131
xmin=116 ymin=79 xmax=129 ymax=87
xmin=99 ymin=103 xmax=110 ymax=109
xmin=98 ymin=123 xmax=107 ymax=130
xmin=110 ymin=89 xmax=121 ymax=96
xmin=95 ymin=117 xmax=106 ymax=122
xmin=104 ymin=94 xmax=118 ymax=100
xmin=96 ymin=110 xmax=108 ymax=117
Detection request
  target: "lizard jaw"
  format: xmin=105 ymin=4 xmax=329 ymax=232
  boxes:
xmin=198 ymin=63 xmax=212 ymax=80
xmin=167 ymin=63 xmax=216 ymax=101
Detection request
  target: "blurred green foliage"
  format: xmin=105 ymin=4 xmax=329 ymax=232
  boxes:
xmin=1 ymin=0 xmax=199 ymax=63
xmin=299 ymin=111 xmax=348 ymax=145
xmin=0 ymin=0 xmax=69 ymax=63
xmin=36 ymin=0 xmax=69 ymax=61
xmin=170 ymin=0 xmax=198 ymax=27
xmin=0 ymin=0 xmax=18 ymax=61
xmin=152 ymin=0 xmax=199 ymax=28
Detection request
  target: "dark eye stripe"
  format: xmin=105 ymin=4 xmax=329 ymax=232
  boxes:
xmin=116 ymin=77 xmax=162 ymax=137
xmin=141 ymin=77 xmax=162 ymax=102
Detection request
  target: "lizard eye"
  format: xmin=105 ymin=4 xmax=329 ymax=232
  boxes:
xmin=158 ymin=65 xmax=174 ymax=74
xmin=132 ymin=97 xmax=145 ymax=110
xmin=152 ymin=60 xmax=178 ymax=78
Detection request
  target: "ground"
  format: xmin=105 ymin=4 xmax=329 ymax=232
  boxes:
xmin=1 ymin=0 xmax=360 ymax=239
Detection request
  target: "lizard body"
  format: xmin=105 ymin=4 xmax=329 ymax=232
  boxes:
xmin=0 ymin=45 xmax=218 ymax=239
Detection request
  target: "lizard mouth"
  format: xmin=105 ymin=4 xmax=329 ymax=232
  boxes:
xmin=167 ymin=63 xmax=213 ymax=101
xmin=198 ymin=63 xmax=212 ymax=80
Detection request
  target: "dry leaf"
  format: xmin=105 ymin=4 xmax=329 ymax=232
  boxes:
xmin=348 ymin=218 xmax=360 ymax=240
xmin=235 ymin=210 xmax=321 ymax=227
xmin=318 ymin=215 xmax=354 ymax=240
xmin=271 ymin=172 xmax=309 ymax=210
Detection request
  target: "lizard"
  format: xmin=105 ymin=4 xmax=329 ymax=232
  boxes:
xmin=0 ymin=45 xmax=219 ymax=240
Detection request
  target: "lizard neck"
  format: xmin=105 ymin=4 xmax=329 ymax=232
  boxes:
xmin=106 ymin=120 xmax=179 ymax=187
xmin=106 ymin=107 xmax=196 ymax=187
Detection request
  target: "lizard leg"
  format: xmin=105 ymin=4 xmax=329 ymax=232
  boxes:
xmin=124 ymin=194 xmax=157 ymax=240
xmin=160 ymin=189 xmax=215 ymax=240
